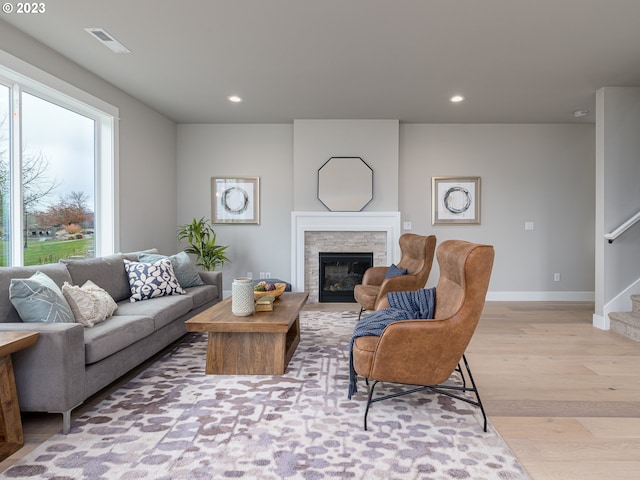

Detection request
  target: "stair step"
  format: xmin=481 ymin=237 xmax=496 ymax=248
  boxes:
xmin=609 ymin=311 xmax=640 ymax=342
xmin=632 ymin=294 xmax=640 ymax=314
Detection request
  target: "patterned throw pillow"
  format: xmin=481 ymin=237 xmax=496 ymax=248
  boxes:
xmin=9 ymin=271 xmax=74 ymax=323
xmin=62 ymin=280 xmax=118 ymax=327
xmin=124 ymin=258 xmax=185 ymax=302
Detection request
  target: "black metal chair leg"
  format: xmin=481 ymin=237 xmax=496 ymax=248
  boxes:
xmin=361 ymin=356 xmax=487 ymax=433
xmin=455 ymin=363 xmax=467 ymax=390
xmin=461 ymin=354 xmax=487 ymax=432
xmin=358 ymin=307 xmax=365 ymax=321
xmin=364 ymin=380 xmax=378 ymax=431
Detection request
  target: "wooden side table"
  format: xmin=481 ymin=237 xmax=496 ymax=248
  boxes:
xmin=0 ymin=332 xmax=39 ymax=462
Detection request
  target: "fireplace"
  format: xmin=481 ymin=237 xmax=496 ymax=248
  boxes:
xmin=319 ymin=252 xmax=373 ymax=302
xmin=291 ymin=211 xmax=401 ymax=302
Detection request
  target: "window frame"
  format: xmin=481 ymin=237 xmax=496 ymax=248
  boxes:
xmin=0 ymin=49 xmax=119 ymax=265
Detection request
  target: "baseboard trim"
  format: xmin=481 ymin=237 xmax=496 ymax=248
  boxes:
xmin=593 ymin=313 xmax=609 ymax=330
xmin=486 ymin=291 xmax=595 ymax=302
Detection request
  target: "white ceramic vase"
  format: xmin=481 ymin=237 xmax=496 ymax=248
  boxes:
xmin=232 ymin=277 xmax=254 ymax=316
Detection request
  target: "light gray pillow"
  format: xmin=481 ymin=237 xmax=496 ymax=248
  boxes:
xmin=62 ymin=280 xmax=118 ymax=327
xmin=138 ymin=251 xmax=204 ymax=288
xmin=9 ymin=271 xmax=74 ymax=323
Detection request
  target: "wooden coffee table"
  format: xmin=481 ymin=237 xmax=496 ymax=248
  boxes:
xmin=0 ymin=331 xmax=39 ymax=461
xmin=185 ymin=292 xmax=309 ymax=375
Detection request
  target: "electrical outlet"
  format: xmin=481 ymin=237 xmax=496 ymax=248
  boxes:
xmin=525 ymin=221 xmax=535 ymax=231
xmin=554 ymin=273 xmax=561 ymax=282
xmin=265 ymin=272 xmax=271 ymax=279
xmin=403 ymin=221 xmax=412 ymax=230
xmin=247 ymin=272 xmax=253 ymax=279
xmin=259 ymin=272 xmax=265 ymax=279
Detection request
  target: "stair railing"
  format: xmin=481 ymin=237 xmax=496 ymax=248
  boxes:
xmin=605 ymin=210 xmax=640 ymax=243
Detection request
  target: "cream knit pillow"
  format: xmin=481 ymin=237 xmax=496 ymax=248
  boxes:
xmin=62 ymin=280 xmax=118 ymax=327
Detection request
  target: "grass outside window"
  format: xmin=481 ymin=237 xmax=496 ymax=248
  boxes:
xmin=0 ymin=237 xmax=94 ymax=267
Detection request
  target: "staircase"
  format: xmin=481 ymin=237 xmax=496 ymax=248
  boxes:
xmin=609 ymin=294 xmax=640 ymax=342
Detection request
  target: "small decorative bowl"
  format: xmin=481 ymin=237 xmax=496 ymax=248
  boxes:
xmin=254 ymin=283 xmax=286 ymax=300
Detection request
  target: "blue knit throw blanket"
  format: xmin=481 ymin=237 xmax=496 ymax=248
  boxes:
xmin=348 ymin=287 xmax=436 ymax=399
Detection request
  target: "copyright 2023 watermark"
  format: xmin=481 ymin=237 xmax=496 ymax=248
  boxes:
xmin=2 ymin=2 xmax=46 ymax=14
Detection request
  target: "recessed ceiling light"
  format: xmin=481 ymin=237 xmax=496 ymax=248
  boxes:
xmin=573 ymin=109 xmax=588 ymax=118
xmin=450 ymin=95 xmax=465 ymax=103
xmin=228 ymin=95 xmax=243 ymax=103
xmin=84 ymin=28 xmax=131 ymax=53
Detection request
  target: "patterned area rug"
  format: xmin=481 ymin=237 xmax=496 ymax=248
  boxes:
xmin=2 ymin=311 xmax=529 ymax=479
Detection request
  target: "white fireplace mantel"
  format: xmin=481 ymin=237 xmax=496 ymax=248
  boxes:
xmin=290 ymin=211 xmax=401 ymax=292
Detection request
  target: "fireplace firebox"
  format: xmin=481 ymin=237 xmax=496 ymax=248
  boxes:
xmin=319 ymin=252 xmax=373 ymax=302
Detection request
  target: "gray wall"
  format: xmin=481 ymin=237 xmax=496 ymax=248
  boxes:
xmin=293 ymin=119 xmax=399 ymax=211
xmin=176 ymin=124 xmax=293 ymax=290
xmin=0 ymin=20 xmax=178 ymax=255
xmin=1 ymin=19 xmax=599 ymax=301
xmin=177 ymin=122 xmax=596 ymax=298
xmin=400 ymin=124 xmax=595 ymax=296
xmin=595 ymin=87 xmax=640 ymax=325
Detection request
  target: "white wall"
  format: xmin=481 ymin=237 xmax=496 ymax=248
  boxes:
xmin=176 ymin=125 xmax=293 ymax=292
xmin=594 ymin=87 xmax=640 ymax=328
xmin=0 ymin=20 xmax=178 ymax=254
xmin=178 ymin=122 xmax=596 ymax=299
xmin=400 ymin=124 xmax=595 ymax=298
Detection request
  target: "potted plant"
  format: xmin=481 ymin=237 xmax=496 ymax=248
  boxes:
xmin=177 ymin=217 xmax=230 ymax=271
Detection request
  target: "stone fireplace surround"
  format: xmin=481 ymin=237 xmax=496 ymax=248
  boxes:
xmin=291 ymin=212 xmax=401 ymax=302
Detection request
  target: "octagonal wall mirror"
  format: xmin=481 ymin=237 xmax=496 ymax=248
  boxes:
xmin=318 ymin=157 xmax=373 ymax=211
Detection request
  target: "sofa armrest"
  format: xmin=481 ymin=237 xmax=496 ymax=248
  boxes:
xmin=198 ymin=271 xmax=223 ymax=298
xmin=0 ymin=323 xmax=85 ymax=414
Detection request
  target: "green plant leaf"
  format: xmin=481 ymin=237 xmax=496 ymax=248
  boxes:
xmin=177 ymin=217 xmax=230 ymax=271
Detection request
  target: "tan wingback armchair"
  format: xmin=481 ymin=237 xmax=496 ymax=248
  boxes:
xmin=352 ymin=240 xmax=495 ymax=431
xmin=353 ymin=234 xmax=436 ymax=320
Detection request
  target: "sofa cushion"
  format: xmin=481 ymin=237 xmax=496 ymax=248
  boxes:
xmin=113 ymin=294 xmax=193 ymax=330
xmin=183 ymin=284 xmax=218 ymax=309
xmin=124 ymin=259 xmax=185 ymax=302
xmin=83 ymin=315 xmax=155 ymax=364
xmin=62 ymin=280 xmax=118 ymax=328
xmin=9 ymin=271 xmax=75 ymax=324
xmin=138 ymin=251 xmax=205 ymax=288
xmin=0 ymin=263 xmax=73 ymax=323
xmin=61 ymin=254 xmax=131 ymax=303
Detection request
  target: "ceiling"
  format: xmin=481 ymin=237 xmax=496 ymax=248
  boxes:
xmin=3 ymin=0 xmax=640 ymax=124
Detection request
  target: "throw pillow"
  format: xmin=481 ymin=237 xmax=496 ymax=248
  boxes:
xmin=138 ymin=251 xmax=204 ymax=288
xmin=385 ymin=264 xmax=408 ymax=278
xmin=124 ymin=258 xmax=185 ymax=302
xmin=62 ymin=280 xmax=118 ymax=327
xmin=9 ymin=271 xmax=74 ymax=323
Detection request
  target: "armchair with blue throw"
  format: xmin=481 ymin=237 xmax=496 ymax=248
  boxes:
xmin=350 ymin=240 xmax=495 ymax=431
xmin=353 ymin=234 xmax=436 ymax=320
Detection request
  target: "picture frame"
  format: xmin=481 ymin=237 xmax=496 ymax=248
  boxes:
xmin=211 ymin=176 xmax=260 ymax=224
xmin=432 ymin=176 xmax=481 ymax=225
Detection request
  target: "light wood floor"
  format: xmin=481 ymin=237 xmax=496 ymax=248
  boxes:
xmin=2 ymin=301 xmax=639 ymax=479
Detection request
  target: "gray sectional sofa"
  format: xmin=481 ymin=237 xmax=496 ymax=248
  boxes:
xmin=0 ymin=251 xmax=222 ymax=433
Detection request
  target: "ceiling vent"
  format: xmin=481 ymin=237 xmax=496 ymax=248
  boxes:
xmin=84 ymin=28 xmax=131 ymax=54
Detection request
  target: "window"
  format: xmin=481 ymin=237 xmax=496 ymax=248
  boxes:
xmin=0 ymin=83 xmax=9 ymax=264
xmin=0 ymin=60 xmax=116 ymax=267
